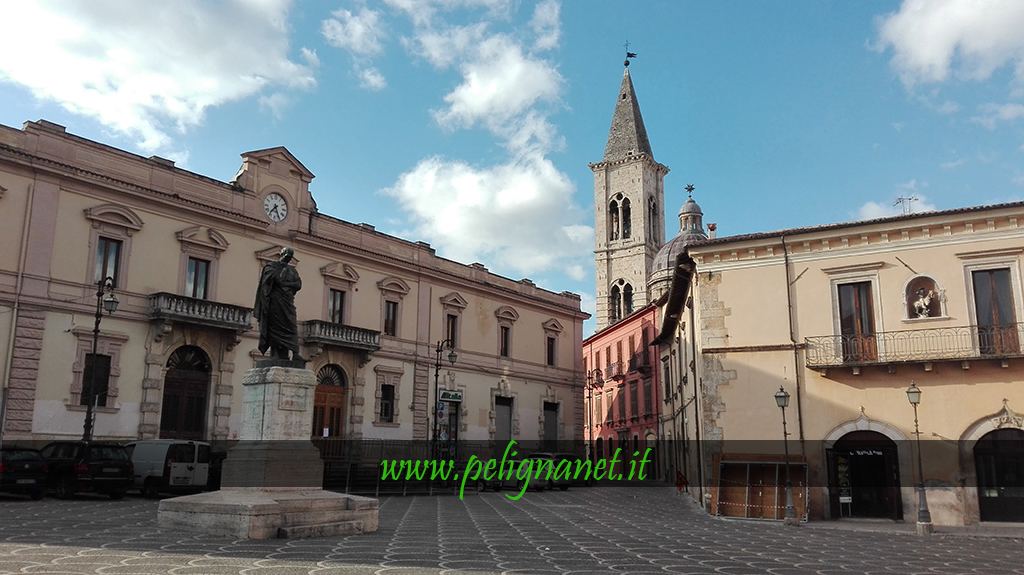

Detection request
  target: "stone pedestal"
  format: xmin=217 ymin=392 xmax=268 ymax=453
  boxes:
xmin=158 ymin=362 xmax=379 ymax=539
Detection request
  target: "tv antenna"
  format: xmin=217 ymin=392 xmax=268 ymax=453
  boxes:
xmin=894 ymin=195 xmax=918 ymax=215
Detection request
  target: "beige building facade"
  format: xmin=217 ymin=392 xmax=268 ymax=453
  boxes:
xmin=658 ymin=202 xmax=1024 ymax=525
xmin=0 ymin=120 xmax=588 ymax=449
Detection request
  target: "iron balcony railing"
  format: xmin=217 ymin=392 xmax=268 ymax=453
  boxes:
xmin=629 ymin=351 xmax=651 ymax=373
xmin=805 ymin=323 xmax=1024 ymax=368
xmin=605 ymin=361 xmax=624 ymax=380
xmin=303 ymin=320 xmax=381 ymax=352
xmin=149 ymin=292 xmax=252 ymax=331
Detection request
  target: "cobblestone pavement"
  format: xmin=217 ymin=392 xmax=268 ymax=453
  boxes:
xmin=1 ymin=487 xmax=1022 ymax=575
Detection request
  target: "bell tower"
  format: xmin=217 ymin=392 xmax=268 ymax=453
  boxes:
xmin=590 ymin=63 xmax=668 ymax=330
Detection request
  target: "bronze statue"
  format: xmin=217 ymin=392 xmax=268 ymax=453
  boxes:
xmin=254 ymin=247 xmax=304 ymax=361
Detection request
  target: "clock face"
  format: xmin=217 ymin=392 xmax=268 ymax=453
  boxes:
xmin=264 ymin=193 xmax=288 ymax=222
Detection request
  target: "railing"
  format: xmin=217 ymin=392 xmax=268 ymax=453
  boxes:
xmin=805 ymin=323 xmax=1024 ymax=368
xmin=605 ymin=361 xmax=624 ymax=380
xmin=149 ymin=292 xmax=252 ymax=331
xmin=303 ymin=320 xmax=381 ymax=352
xmin=629 ymin=351 xmax=651 ymax=373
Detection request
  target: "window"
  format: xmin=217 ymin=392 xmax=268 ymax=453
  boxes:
xmin=618 ymin=386 xmax=626 ymax=421
xmin=546 ymin=336 xmax=556 ymax=366
xmin=643 ymin=380 xmax=652 ymax=416
xmin=629 ymin=381 xmax=638 ymax=418
xmin=379 ymin=384 xmax=395 ymax=423
xmin=500 ymin=326 xmax=511 ymax=357
xmin=95 ymin=237 xmax=122 ymax=284
xmin=595 ymin=393 xmax=602 ymax=426
xmin=446 ymin=314 xmax=459 ymax=348
xmin=623 ymin=284 xmax=634 ymax=315
xmin=838 ymin=281 xmax=877 ymax=361
xmin=973 ymin=268 xmax=1019 ymax=355
xmin=80 ymin=354 xmax=111 ymax=407
xmin=609 ymin=200 xmax=620 ymax=241
xmin=185 ymin=257 xmax=209 ymax=299
xmin=383 ymin=300 xmax=399 ymax=336
xmin=610 ymin=285 xmax=621 ymax=322
xmin=329 ymin=289 xmax=346 ymax=324
xmin=663 ymin=360 xmax=671 ymax=402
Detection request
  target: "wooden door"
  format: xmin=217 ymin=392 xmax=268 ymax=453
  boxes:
xmin=312 ymin=385 xmax=346 ymax=438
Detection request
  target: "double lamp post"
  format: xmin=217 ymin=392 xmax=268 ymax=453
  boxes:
xmin=82 ymin=276 xmax=119 ymax=441
xmin=432 ymin=339 xmax=457 ymax=459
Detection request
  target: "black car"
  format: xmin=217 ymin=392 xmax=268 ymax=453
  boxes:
xmin=0 ymin=447 xmax=48 ymax=500
xmin=40 ymin=441 xmax=133 ymax=499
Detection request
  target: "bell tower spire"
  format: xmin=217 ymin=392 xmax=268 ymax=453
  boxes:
xmin=590 ymin=58 xmax=669 ymax=330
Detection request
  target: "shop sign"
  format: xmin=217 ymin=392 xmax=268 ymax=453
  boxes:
xmin=440 ymin=389 xmax=463 ymax=402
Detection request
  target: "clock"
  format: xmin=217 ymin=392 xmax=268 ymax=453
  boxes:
xmin=263 ymin=193 xmax=288 ymax=222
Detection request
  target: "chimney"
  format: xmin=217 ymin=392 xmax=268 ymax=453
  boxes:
xmin=707 ymin=223 xmax=717 ymax=239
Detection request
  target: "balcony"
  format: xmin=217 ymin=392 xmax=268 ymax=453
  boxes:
xmin=605 ymin=361 xmax=624 ymax=380
xmin=628 ymin=351 xmax=651 ymax=373
xmin=149 ymin=292 xmax=252 ymax=332
xmin=303 ymin=320 xmax=381 ymax=352
xmin=805 ymin=323 xmax=1024 ymax=370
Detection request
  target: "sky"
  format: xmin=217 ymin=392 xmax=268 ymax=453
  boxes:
xmin=2 ymin=0 xmax=1024 ymax=335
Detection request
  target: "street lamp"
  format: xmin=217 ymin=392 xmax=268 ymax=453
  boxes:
xmin=432 ymin=339 xmax=457 ymax=459
xmin=586 ymin=370 xmax=594 ymax=465
xmin=906 ymin=381 xmax=933 ymax=534
xmin=775 ymin=386 xmax=798 ymax=525
xmin=83 ymin=276 xmax=118 ymax=441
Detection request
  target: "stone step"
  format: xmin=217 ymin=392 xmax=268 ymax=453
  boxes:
xmin=278 ymin=519 xmax=363 ymax=539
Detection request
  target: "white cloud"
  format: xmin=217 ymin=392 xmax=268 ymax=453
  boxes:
xmin=382 ymin=154 xmax=591 ymax=276
xmin=940 ymin=158 xmax=966 ymax=169
xmin=359 ymin=67 xmax=388 ymax=91
xmin=892 ymin=122 xmax=906 ymax=132
xmin=432 ymin=34 xmax=563 ymax=131
xmin=876 ymin=0 xmax=1024 ymax=87
xmin=321 ymin=7 xmax=388 ymax=56
xmin=384 ymin=0 xmax=513 ymax=28
xmin=0 ymin=1 xmax=315 ymax=155
xmin=409 ymin=23 xmax=489 ymax=69
xmin=857 ymin=191 xmax=938 ymax=220
xmin=259 ymin=93 xmax=291 ymax=119
xmin=300 ymin=48 xmax=321 ymax=68
xmin=973 ymin=102 xmax=1024 ymax=129
xmin=530 ymin=0 xmax=561 ymax=51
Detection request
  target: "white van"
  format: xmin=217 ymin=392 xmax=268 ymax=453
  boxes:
xmin=125 ymin=440 xmax=210 ymax=498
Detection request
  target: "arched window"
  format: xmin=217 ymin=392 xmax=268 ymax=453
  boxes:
xmin=610 ymin=285 xmax=622 ymax=322
xmin=623 ymin=284 xmax=634 ymax=316
xmin=648 ymin=197 xmax=657 ymax=241
xmin=609 ymin=201 xmax=620 ymax=241
xmin=621 ymin=198 xmax=631 ymax=239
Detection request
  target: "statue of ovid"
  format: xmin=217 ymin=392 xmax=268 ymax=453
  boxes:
xmin=254 ymin=247 xmax=305 ymax=361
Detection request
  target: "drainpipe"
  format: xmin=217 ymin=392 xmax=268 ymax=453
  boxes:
xmin=1 ymin=183 xmax=34 ymax=443
xmin=781 ymin=236 xmax=806 ymax=452
xmin=688 ymin=268 xmax=704 ymax=501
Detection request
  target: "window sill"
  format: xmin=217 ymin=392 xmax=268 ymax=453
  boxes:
xmin=372 ymin=421 xmax=400 ymax=428
xmin=66 ymin=404 xmax=119 ymax=414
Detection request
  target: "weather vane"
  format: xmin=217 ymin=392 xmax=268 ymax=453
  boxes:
xmin=685 ymin=184 xmax=695 ymax=198
xmin=624 ymin=40 xmax=637 ymax=66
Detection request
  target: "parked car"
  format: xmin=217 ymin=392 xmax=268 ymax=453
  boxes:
xmin=0 ymin=447 xmax=48 ymax=500
xmin=40 ymin=441 xmax=133 ymax=499
xmin=125 ymin=440 xmax=210 ymax=498
xmin=549 ymin=452 xmax=595 ymax=487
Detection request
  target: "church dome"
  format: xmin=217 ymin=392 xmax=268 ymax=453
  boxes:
xmin=678 ymin=197 xmax=701 ymax=216
xmin=652 ymin=195 xmax=707 ymax=275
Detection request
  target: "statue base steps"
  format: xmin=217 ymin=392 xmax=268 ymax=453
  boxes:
xmin=158 ymin=489 xmax=379 ymax=540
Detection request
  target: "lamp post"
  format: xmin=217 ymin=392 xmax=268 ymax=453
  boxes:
xmin=906 ymin=381 xmax=933 ymax=534
xmin=775 ymin=386 xmax=798 ymax=525
xmin=586 ymin=370 xmax=594 ymax=465
xmin=83 ymin=276 xmax=118 ymax=441
xmin=432 ymin=339 xmax=457 ymax=459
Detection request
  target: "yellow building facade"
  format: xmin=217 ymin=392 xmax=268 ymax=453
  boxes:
xmin=0 ymin=120 xmax=588 ymax=449
xmin=658 ymin=202 xmax=1024 ymax=525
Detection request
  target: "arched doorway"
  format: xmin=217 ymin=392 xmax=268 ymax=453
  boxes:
xmin=160 ymin=346 xmax=211 ymax=440
xmin=974 ymin=428 xmax=1024 ymax=522
xmin=312 ymin=365 xmax=347 ymax=438
xmin=827 ymin=431 xmax=903 ymax=520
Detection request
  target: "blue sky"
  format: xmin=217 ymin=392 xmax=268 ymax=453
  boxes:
xmin=2 ymin=1 xmax=1023 ymax=335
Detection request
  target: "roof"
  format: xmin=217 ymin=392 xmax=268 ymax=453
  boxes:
xmin=689 ymin=199 xmax=1024 ymax=249
xmin=603 ymin=68 xmax=653 ymax=162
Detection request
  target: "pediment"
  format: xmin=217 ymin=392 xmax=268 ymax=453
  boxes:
xmin=84 ymin=203 xmax=144 ymax=232
xmin=241 ymin=146 xmax=314 ymax=182
xmin=378 ymin=276 xmax=410 ymax=296
xmin=495 ymin=306 xmax=519 ymax=323
xmin=440 ymin=292 xmax=468 ymax=310
xmin=176 ymin=226 xmax=229 ymax=251
xmin=542 ymin=318 xmax=564 ymax=334
xmin=321 ymin=262 xmax=360 ymax=284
